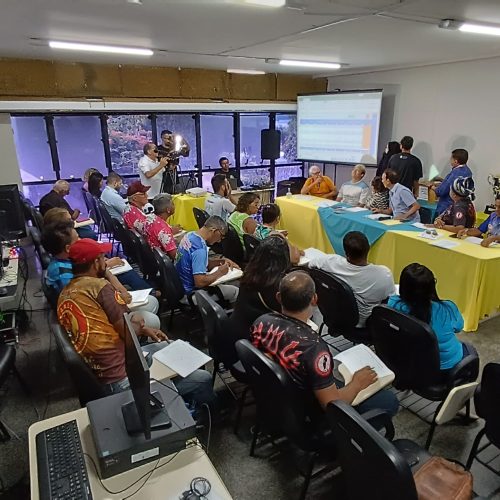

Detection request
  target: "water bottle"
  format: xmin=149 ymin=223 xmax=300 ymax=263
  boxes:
xmin=286 ymin=187 xmax=292 ymax=198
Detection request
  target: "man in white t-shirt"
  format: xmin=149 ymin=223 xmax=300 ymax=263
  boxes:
xmin=308 ymin=231 xmax=395 ymax=327
xmin=205 ymin=174 xmax=236 ymax=221
xmin=337 ymin=164 xmax=370 ymax=206
xmin=138 ymin=142 xmax=169 ymax=199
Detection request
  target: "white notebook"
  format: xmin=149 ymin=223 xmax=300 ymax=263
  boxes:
xmin=108 ymin=259 xmax=133 ymax=275
xmin=334 ymin=344 xmax=395 ymax=406
xmin=128 ymin=288 xmax=153 ymax=309
xmin=153 ymin=340 xmax=212 ymax=378
xmin=209 ymin=266 xmax=243 ymax=286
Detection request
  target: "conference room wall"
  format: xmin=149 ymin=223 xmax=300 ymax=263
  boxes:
xmin=328 ymin=56 xmax=500 ymax=211
xmin=0 ymin=113 xmax=22 ymax=187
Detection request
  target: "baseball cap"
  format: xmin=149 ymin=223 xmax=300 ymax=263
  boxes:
xmin=69 ymin=238 xmax=112 ymax=264
xmin=127 ymin=181 xmax=151 ymax=197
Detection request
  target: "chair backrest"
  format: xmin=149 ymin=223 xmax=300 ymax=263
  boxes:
xmin=0 ymin=343 xmax=16 ymax=389
xmin=476 ymin=362 xmax=500 ymax=447
xmin=81 ymin=188 xmax=92 ymax=214
xmin=97 ymin=199 xmax=115 ymax=235
xmin=193 ymin=207 xmax=209 ymax=229
xmin=243 ymin=233 xmax=260 ymax=260
xmin=194 ymin=290 xmax=229 ymax=360
xmin=235 ymin=339 xmax=318 ymax=447
xmin=41 ymin=271 xmax=59 ymax=311
xmin=308 ymin=268 xmax=359 ymax=331
xmin=370 ymin=305 xmax=441 ymax=390
xmin=153 ymin=248 xmax=186 ymax=305
xmin=326 ymin=401 xmax=418 ymax=500
xmin=127 ymin=229 xmax=148 ymax=275
xmin=112 ymin=219 xmax=136 ymax=260
xmin=30 ymin=206 xmax=44 ymax=232
xmin=51 ymin=321 xmax=106 ymax=407
xmin=30 ymin=226 xmax=51 ymax=270
xmin=222 ymin=225 xmax=245 ymax=266
xmin=90 ymin=194 xmax=103 ymax=227
xmin=130 ymin=228 xmax=158 ymax=279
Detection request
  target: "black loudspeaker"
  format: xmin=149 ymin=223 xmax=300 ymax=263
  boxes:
xmin=261 ymin=129 xmax=281 ymax=160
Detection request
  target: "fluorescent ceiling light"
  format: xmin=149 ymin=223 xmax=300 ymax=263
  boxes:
xmin=244 ymin=0 xmax=285 ymax=7
xmin=278 ymin=59 xmax=341 ymax=69
xmin=49 ymin=41 xmax=153 ymax=56
xmin=458 ymin=23 xmax=500 ymax=36
xmin=227 ymin=68 xmax=266 ymax=75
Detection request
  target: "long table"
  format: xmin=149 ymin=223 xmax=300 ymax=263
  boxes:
xmin=276 ymin=195 xmax=500 ymax=332
xmin=170 ymin=194 xmax=208 ymax=231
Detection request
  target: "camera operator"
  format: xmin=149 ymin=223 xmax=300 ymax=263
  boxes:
xmin=157 ymin=129 xmax=190 ymax=195
xmin=138 ymin=142 xmax=169 ymax=199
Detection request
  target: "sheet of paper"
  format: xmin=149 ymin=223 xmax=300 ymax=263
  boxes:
xmin=380 ymin=219 xmax=402 ymax=226
xmin=108 ymin=259 xmax=133 ymax=275
xmin=290 ymin=194 xmax=316 ymax=201
xmin=209 ymin=266 xmax=243 ymax=286
xmin=365 ymin=213 xmax=390 ymax=220
xmin=412 ymin=222 xmax=428 ymax=229
xmin=314 ymin=200 xmax=339 ymax=208
xmin=152 ymin=339 xmax=212 ymax=378
xmin=299 ymin=247 xmax=327 ymax=266
xmin=345 ymin=206 xmax=367 ymax=213
xmin=128 ymin=288 xmax=153 ymax=308
xmin=334 ymin=344 xmax=393 ymax=379
xmin=464 ymin=236 xmax=500 ymax=248
xmin=431 ymin=239 xmax=460 ymax=249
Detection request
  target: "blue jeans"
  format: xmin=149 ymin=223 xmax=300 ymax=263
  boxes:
xmin=117 ymin=269 xmax=153 ymax=291
xmin=76 ymin=226 xmax=98 ymax=240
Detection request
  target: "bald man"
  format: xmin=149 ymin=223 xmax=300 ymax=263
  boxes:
xmin=251 ymin=271 xmax=398 ymax=417
xmin=300 ymin=165 xmax=337 ymax=199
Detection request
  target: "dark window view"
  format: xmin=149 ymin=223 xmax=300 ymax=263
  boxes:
xmin=108 ymin=114 xmax=152 ymax=176
xmin=275 ymin=165 xmax=303 ymax=184
xmin=54 ymin=115 xmax=107 ymax=179
xmin=276 ymin=114 xmax=297 ymax=164
xmin=240 ymin=168 xmax=271 ymax=187
xmin=23 ymin=181 xmax=87 ymax=215
xmin=240 ymin=114 xmax=270 ymax=167
xmin=200 ymin=115 xmax=235 ymax=170
xmin=11 ymin=116 xmax=56 ymax=183
xmin=156 ymin=114 xmax=197 ymax=171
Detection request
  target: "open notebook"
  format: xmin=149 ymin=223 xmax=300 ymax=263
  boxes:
xmin=209 ymin=266 xmax=243 ymax=286
xmin=334 ymin=344 xmax=395 ymax=406
xmin=108 ymin=259 xmax=133 ymax=276
xmin=128 ymin=288 xmax=153 ymax=309
xmin=153 ymin=340 xmax=211 ymax=378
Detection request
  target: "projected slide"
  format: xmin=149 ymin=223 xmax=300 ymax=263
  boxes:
xmin=297 ymin=91 xmax=383 ymax=164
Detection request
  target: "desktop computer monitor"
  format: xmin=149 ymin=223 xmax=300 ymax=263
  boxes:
xmin=121 ymin=313 xmax=171 ymax=440
xmin=0 ymin=184 xmax=26 ymax=240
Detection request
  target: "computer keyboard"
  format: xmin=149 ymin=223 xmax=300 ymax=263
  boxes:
xmin=36 ymin=419 xmax=93 ymax=500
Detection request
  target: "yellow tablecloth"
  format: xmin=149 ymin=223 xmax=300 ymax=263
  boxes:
xmin=170 ymin=194 xmax=208 ymax=231
xmin=276 ymin=195 xmax=500 ymax=332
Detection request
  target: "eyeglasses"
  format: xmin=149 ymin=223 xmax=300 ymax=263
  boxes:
xmin=153 ymin=149 xmax=158 ymax=153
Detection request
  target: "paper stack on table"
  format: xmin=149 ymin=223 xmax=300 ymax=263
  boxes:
xmin=345 ymin=206 xmax=367 ymax=213
xmin=153 ymin=339 xmax=211 ymax=378
xmin=365 ymin=213 xmax=391 ymax=221
xmin=128 ymin=288 xmax=153 ymax=309
xmin=209 ymin=266 xmax=243 ymax=286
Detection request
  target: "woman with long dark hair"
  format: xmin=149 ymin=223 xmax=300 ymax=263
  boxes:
xmin=376 ymin=141 xmax=400 ymax=177
xmin=88 ymin=171 xmax=104 ymax=197
xmin=222 ymin=235 xmax=291 ymax=365
xmin=388 ymin=263 xmax=467 ymax=371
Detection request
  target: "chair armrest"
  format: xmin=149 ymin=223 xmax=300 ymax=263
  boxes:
xmin=359 ymin=408 xmax=395 ymax=441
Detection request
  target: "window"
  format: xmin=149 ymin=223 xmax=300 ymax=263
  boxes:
xmin=275 ymin=165 xmax=303 ymax=184
xmin=108 ymin=114 xmax=152 ymax=176
xmin=240 ymin=114 xmax=270 ymax=167
xmin=156 ymin=114 xmax=197 ymax=171
xmin=240 ymin=167 xmax=270 ymax=187
xmin=54 ymin=115 xmax=107 ymax=179
xmin=22 ymin=181 xmax=87 ymax=215
xmin=200 ymin=115 xmax=234 ymax=170
xmin=276 ymin=114 xmax=297 ymax=164
xmin=11 ymin=116 xmax=56 ymax=182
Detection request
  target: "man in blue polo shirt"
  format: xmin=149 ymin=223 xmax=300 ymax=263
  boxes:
xmin=458 ymin=196 xmax=500 ymax=247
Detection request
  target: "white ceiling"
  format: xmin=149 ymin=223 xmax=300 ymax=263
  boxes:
xmin=2 ymin=0 xmax=500 ymax=75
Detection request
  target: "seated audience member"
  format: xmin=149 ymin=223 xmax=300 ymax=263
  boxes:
xmin=175 ymin=216 xmax=239 ymax=303
xmin=43 ymin=205 xmax=97 ymax=241
xmin=251 ymin=271 xmax=399 ymax=415
xmin=308 ymin=231 xmax=395 ymax=328
xmin=224 ymin=235 xmax=291 ymax=365
xmin=432 ymin=177 xmax=476 ymax=234
xmin=123 ymin=180 xmax=150 ymax=233
xmin=388 ymin=263 xmax=472 ymax=373
xmin=300 ymin=165 xmax=337 ymax=199
xmin=42 ymin=222 xmax=158 ymax=314
xmin=82 ymin=168 xmax=99 ymax=192
xmin=100 ymin=171 xmax=128 ymax=221
xmin=376 ymin=141 xmax=401 ymax=177
xmin=458 ymin=195 xmax=500 ymax=247
xmin=373 ymin=169 xmax=420 ymax=222
xmin=40 ymin=180 xmax=80 ymax=220
xmin=205 ymin=174 xmax=236 ymax=221
xmin=57 ymin=238 xmax=215 ymax=415
xmin=216 ymin=156 xmax=241 ymax=188
xmin=337 ymin=164 xmax=370 ymax=206
xmin=228 ymin=192 xmax=260 ymax=245
xmin=364 ymin=176 xmax=389 ymax=211
xmin=143 ymin=194 xmax=180 ymax=260
xmin=88 ymin=171 xmax=104 ymax=197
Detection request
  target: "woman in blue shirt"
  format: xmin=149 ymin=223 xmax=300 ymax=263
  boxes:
xmin=388 ymin=263 xmax=467 ymax=372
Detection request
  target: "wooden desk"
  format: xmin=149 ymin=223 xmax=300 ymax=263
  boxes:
xmin=29 ymin=408 xmax=233 ymax=500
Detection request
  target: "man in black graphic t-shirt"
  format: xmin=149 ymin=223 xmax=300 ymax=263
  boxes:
xmin=387 ymin=136 xmax=423 ymax=196
xmin=251 ymin=271 xmax=399 ymax=415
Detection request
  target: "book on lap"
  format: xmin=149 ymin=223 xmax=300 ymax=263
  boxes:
xmin=209 ymin=266 xmax=243 ymax=286
xmin=108 ymin=259 xmax=133 ymax=275
xmin=128 ymin=288 xmax=153 ymax=309
xmin=333 ymin=344 xmax=395 ymax=406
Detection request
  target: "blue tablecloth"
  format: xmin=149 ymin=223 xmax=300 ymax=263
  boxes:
xmin=317 ymin=206 xmax=423 ymax=255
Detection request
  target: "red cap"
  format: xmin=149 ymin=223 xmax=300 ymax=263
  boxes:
xmin=69 ymin=238 xmax=112 ymax=264
xmin=127 ymin=181 xmax=150 ymax=197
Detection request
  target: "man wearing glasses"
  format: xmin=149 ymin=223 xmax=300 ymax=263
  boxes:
xmin=138 ymin=142 xmax=169 ymax=199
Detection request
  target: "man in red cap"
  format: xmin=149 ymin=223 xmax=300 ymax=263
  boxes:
xmin=123 ymin=181 xmax=150 ymax=233
xmin=57 ymin=238 xmax=215 ymax=412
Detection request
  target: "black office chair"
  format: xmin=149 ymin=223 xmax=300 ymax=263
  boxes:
xmin=30 ymin=226 xmax=51 ymax=270
xmin=51 ymin=322 xmax=106 ymax=407
xmin=326 ymin=400 xmax=431 ymax=500
xmin=29 ymin=206 xmax=44 ymax=232
xmin=242 ymin=233 xmax=260 ymax=260
xmin=0 ymin=343 xmax=17 ymax=441
xmin=466 ymin=362 xmax=500 ymax=473
xmin=97 ymin=200 xmax=116 ymax=246
xmin=193 ymin=207 xmax=209 ymax=229
xmin=308 ymin=268 xmax=371 ymax=346
xmin=112 ymin=219 xmax=136 ymax=261
xmin=81 ymin=187 xmax=93 ymax=215
xmin=370 ymin=305 xmax=479 ymax=449
xmin=41 ymin=271 xmax=59 ymax=311
xmin=222 ymin=225 xmax=245 ymax=267
xmin=128 ymin=229 xmax=158 ymax=282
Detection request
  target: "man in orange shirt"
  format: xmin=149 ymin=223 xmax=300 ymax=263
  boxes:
xmin=300 ymin=165 xmax=337 ymax=199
